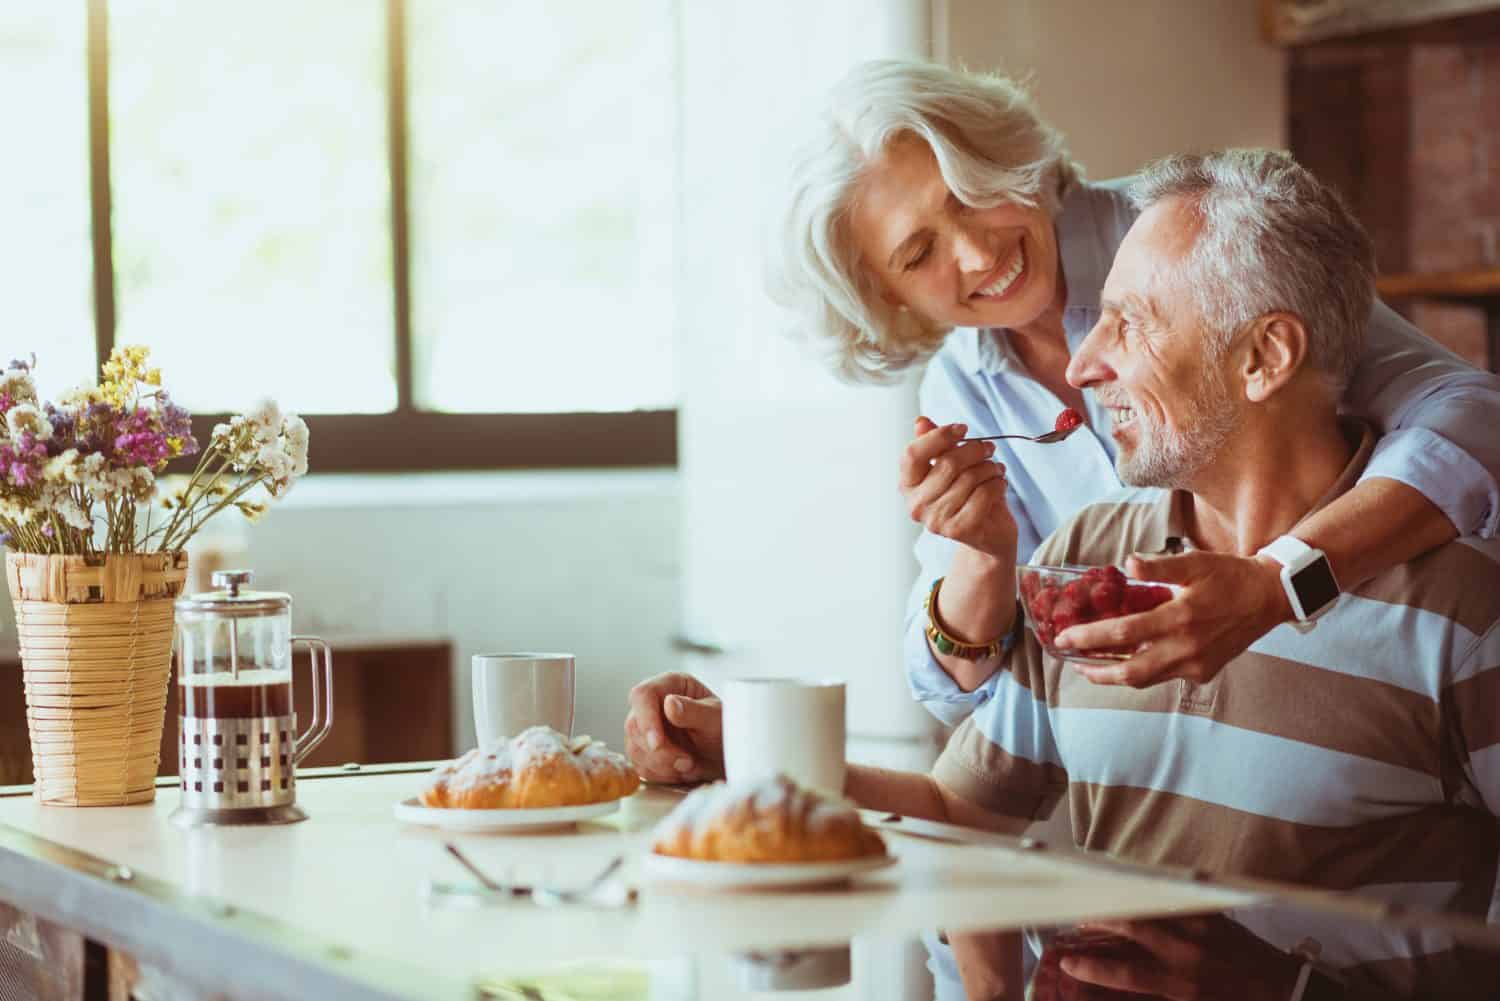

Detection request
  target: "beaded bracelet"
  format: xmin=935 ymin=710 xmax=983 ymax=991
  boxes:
xmin=924 ymin=577 xmax=1006 ymax=661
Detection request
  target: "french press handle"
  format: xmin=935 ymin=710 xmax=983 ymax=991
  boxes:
xmin=290 ymin=636 xmax=333 ymax=764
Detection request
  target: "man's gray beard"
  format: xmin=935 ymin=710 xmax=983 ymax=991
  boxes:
xmin=1115 ymin=372 xmax=1241 ymax=489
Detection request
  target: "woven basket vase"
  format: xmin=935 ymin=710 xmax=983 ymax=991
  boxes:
xmin=6 ymin=551 xmax=188 ymax=806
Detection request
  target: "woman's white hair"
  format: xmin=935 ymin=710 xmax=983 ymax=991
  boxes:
xmin=767 ymin=59 xmax=1080 ymax=383
xmin=1128 ymin=149 xmax=1375 ymax=395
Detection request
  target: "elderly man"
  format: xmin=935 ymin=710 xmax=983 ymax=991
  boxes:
xmin=627 ymin=150 xmax=1500 ymax=998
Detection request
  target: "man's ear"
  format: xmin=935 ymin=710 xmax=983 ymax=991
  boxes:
xmin=1240 ymin=312 xmax=1307 ymax=403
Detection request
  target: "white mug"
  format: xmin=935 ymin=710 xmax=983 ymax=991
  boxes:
xmin=721 ymin=678 xmax=846 ymax=797
xmin=472 ymin=652 xmax=575 ymax=745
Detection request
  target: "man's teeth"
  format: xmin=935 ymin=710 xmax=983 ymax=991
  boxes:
xmin=1112 ymin=406 xmax=1136 ymax=423
xmin=976 ymin=249 xmax=1025 ymax=297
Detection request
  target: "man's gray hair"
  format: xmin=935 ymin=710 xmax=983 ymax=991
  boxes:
xmin=1128 ymin=150 xmax=1375 ymax=394
xmin=768 ymin=59 xmax=1080 ymax=383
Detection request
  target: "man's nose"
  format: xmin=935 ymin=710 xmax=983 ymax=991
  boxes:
xmin=1066 ymin=318 xmax=1114 ymax=389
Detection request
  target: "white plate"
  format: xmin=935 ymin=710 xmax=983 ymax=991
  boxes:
xmin=641 ymin=852 xmax=896 ymax=889
xmin=392 ymin=797 xmax=621 ymax=833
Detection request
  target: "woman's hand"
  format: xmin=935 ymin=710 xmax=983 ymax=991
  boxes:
xmin=899 ymin=416 xmax=1016 ymax=561
xmin=1054 ymin=551 xmax=1291 ymax=688
xmin=1057 ymin=916 xmax=1302 ymax=1001
xmin=624 ymin=672 xmax=724 ymax=784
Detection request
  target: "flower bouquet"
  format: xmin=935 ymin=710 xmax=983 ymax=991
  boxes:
xmin=1 ymin=347 xmax=309 ymax=805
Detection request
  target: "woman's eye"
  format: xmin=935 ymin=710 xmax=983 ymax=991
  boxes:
xmin=903 ymin=246 xmax=931 ymax=272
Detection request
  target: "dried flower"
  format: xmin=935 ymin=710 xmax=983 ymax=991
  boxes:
xmin=5 ymin=403 xmax=52 ymax=442
xmin=246 ymin=399 xmax=283 ymax=444
xmin=0 ymin=348 xmax=308 ymax=555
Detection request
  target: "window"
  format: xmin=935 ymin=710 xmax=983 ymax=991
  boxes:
xmin=0 ymin=6 xmax=95 ymax=401
xmin=407 ymin=1 xmax=677 ymax=414
xmin=5 ymin=1 xmax=677 ymax=470
xmin=109 ymin=0 xmax=395 ymax=414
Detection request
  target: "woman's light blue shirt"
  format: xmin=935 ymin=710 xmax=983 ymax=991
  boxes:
xmin=906 ymin=178 xmax=1500 ymax=725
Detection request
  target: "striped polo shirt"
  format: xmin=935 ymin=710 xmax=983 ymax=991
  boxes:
xmin=933 ymin=423 xmax=1500 ymax=996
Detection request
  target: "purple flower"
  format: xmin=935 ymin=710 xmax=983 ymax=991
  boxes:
xmin=0 ymin=392 xmax=12 ymax=415
xmin=0 ymin=432 xmax=46 ymax=487
xmin=6 ymin=358 xmax=30 ymax=372
xmin=0 ymin=532 xmax=10 ymax=548
xmin=40 ymin=523 xmax=53 ymax=538
xmin=158 ymin=394 xmax=199 ymax=457
xmin=114 ymin=431 xmax=171 ymax=468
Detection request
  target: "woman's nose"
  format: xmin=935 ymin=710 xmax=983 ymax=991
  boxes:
xmin=953 ymin=225 xmax=994 ymax=274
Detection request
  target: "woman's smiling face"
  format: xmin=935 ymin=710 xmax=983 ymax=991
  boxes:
xmin=847 ymin=136 xmax=1063 ymax=331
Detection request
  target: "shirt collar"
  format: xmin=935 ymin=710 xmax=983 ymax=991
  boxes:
xmin=965 ymin=180 xmax=1116 ymax=374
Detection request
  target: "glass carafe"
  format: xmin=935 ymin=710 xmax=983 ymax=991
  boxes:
xmin=169 ymin=570 xmax=331 ymax=827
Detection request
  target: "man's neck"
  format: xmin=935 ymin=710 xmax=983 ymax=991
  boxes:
xmin=1181 ymin=410 xmax=1356 ymax=557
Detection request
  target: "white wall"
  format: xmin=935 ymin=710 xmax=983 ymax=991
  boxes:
xmin=180 ymin=471 xmax=678 ymax=755
xmin=937 ymin=0 xmax=1287 ymax=179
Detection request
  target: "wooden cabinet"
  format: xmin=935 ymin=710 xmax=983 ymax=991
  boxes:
xmin=1 ymin=636 xmax=453 ymax=787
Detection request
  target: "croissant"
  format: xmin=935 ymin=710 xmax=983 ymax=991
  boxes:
xmin=420 ymin=726 xmax=640 ymax=809
xmin=652 ymin=774 xmax=886 ymax=862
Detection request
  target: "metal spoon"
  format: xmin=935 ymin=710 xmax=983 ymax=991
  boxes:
xmin=962 ymin=422 xmax=1081 ymax=446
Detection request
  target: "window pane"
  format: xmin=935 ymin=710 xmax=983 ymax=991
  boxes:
xmin=0 ymin=7 xmax=96 ymax=401
xmin=109 ymin=0 xmax=394 ymax=414
xmin=408 ymin=0 xmax=677 ymax=414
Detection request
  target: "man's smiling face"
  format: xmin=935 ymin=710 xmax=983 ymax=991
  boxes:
xmin=1066 ymin=196 xmax=1242 ymax=489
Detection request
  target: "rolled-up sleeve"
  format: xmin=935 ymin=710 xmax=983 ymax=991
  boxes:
xmin=903 ymin=541 xmax=1009 ymax=725
xmin=1346 ymin=301 xmax=1500 ymax=537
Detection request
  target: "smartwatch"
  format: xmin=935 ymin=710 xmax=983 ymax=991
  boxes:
xmin=1256 ymin=535 xmax=1340 ymax=633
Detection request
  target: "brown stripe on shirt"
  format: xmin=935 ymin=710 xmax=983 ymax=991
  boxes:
xmin=1353 ymin=537 xmax=1500 ymax=641
xmin=1447 ymin=664 xmax=1500 ymax=754
xmin=1072 ymin=782 xmax=1499 ymax=894
xmin=1045 ymin=650 xmax=1444 ymax=777
xmin=933 ymin=721 xmax=1068 ymax=822
xmin=1034 ymin=497 xmax=1171 ymax=569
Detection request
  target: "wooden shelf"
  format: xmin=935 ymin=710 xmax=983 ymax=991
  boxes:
xmin=1376 ymin=268 xmax=1500 ymax=303
xmin=1263 ymin=0 xmax=1500 ymax=46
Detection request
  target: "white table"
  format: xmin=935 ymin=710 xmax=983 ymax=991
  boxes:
xmin=0 ymin=765 xmax=1262 ymax=1000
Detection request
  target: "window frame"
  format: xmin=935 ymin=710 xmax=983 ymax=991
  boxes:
xmin=83 ymin=0 xmax=677 ymax=473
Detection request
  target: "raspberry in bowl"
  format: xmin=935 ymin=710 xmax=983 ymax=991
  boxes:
xmin=1017 ymin=564 xmax=1176 ymax=665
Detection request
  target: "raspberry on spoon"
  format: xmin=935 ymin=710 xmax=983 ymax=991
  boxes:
xmin=1055 ymin=408 xmax=1084 ymax=433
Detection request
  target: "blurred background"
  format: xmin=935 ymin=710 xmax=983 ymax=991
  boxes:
xmin=2 ymin=0 xmax=1496 ymax=788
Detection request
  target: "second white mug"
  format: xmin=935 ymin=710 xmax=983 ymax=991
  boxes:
xmin=472 ymin=652 xmax=575 ymax=745
xmin=721 ymin=677 xmax=846 ymax=798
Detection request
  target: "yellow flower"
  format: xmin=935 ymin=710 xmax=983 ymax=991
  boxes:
xmin=145 ymin=368 xmax=162 ymax=386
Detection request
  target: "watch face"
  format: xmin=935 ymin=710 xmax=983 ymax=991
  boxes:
xmin=1292 ymin=557 xmax=1339 ymax=617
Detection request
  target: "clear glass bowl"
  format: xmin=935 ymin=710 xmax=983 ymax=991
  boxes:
xmin=1016 ymin=563 xmax=1176 ymax=665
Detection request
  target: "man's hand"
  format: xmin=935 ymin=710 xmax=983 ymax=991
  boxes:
xmin=624 ymin=672 xmax=724 ymax=784
xmin=1058 ymin=916 xmax=1302 ymax=1001
xmin=1053 ymin=551 xmax=1291 ymax=688
xmin=899 ymin=416 xmax=1017 ymax=561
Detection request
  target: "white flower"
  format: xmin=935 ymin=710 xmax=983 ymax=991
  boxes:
xmin=0 ymin=368 xmax=37 ymax=405
xmin=0 ymin=497 xmax=33 ymax=525
xmin=78 ymin=452 xmax=107 ymax=492
xmin=257 ymin=444 xmax=294 ymax=494
xmin=43 ymin=449 xmax=82 ymax=485
xmin=281 ymin=414 xmax=309 ymax=477
xmin=245 ymin=399 xmax=282 ymax=444
xmin=54 ymin=497 xmax=92 ymax=531
xmin=5 ymin=403 xmax=52 ymax=441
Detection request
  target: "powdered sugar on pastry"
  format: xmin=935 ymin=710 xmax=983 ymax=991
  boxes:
xmin=652 ymin=774 xmax=886 ymax=862
xmin=420 ymin=725 xmax=639 ymax=809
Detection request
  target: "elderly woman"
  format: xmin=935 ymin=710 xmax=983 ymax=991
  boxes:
xmin=630 ymin=60 xmax=1500 ymax=768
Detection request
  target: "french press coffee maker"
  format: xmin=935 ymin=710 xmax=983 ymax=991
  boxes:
xmin=169 ymin=570 xmax=333 ymax=828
